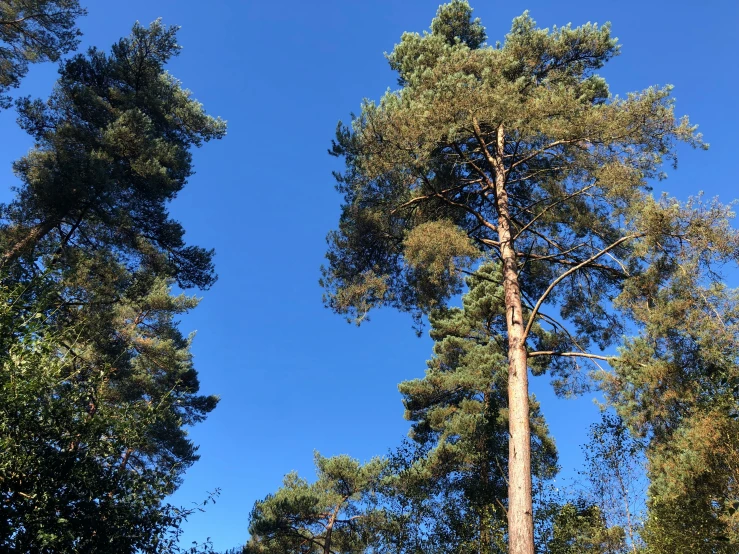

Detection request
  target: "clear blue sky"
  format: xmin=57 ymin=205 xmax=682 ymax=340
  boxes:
xmin=0 ymin=0 xmax=737 ymax=550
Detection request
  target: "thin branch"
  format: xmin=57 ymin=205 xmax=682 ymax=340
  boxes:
xmin=508 ymin=137 xmax=591 ymax=171
xmin=520 ymin=242 xmax=588 ymax=264
xmin=519 ymin=291 xmax=608 ymax=375
xmin=513 ymin=184 xmax=596 ymax=240
xmin=452 ymin=141 xmax=494 ymax=190
xmin=417 ymin=174 xmax=498 ymax=234
xmin=523 ymin=233 xmax=642 ymax=339
xmin=528 ymin=351 xmax=616 ymax=361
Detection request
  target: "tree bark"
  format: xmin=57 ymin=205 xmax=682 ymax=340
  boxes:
xmin=324 ymin=503 xmax=340 ymax=554
xmin=0 ymin=218 xmax=57 ymax=268
xmin=491 ymin=124 xmax=534 ymax=554
xmin=324 ymin=526 xmax=332 ymax=554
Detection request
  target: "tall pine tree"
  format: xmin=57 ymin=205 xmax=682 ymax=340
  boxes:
xmin=321 ymin=3 xmax=731 ymax=552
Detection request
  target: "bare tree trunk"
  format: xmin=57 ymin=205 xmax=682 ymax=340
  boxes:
xmin=324 ymin=504 xmax=339 ymax=554
xmin=324 ymin=526 xmax=333 ymax=554
xmin=490 ymin=124 xmax=534 ymax=554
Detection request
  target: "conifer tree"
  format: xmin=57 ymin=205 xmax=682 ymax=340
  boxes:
xmin=640 ymin=413 xmax=739 ymax=553
xmin=595 ymin=200 xmax=739 ymax=550
xmin=397 ymin=263 xmax=558 ymax=552
xmin=0 ymin=19 xmax=226 ymax=286
xmin=0 ymin=0 xmax=86 ymax=108
xmin=545 ymin=501 xmax=625 ymax=554
xmin=321 ymin=3 xmax=731 ymax=552
xmin=0 ymin=20 xmax=225 ymax=551
xmin=604 ymin=304 xmax=739 ymax=552
xmin=245 ymin=454 xmax=386 ymax=554
xmin=0 ymin=276 xmax=218 ymax=552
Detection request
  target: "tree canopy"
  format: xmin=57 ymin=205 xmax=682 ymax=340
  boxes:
xmin=1 ymin=18 xmax=226 ymax=287
xmin=0 ymin=0 xmax=86 ymax=108
xmin=321 ymin=2 xmax=731 ymax=552
xmin=0 ymin=19 xmax=225 ymax=552
xmin=245 ymin=454 xmax=386 ymax=554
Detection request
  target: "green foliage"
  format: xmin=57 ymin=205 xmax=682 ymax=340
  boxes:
xmin=378 ymin=438 xmax=493 ymax=553
xmin=545 ymin=501 xmax=625 ymax=554
xmin=354 ymin=264 xmax=560 ymax=553
xmin=322 ymin=4 xmax=709 ymax=370
xmin=596 ymin=198 xmax=739 ymax=550
xmin=0 ymin=0 xmax=86 ymax=108
xmin=0 ymin=279 xmax=218 ymax=552
xmin=2 ymin=19 xmax=226 ymax=287
xmin=322 ymin=4 xmax=736 ymax=552
xmin=403 ymin=220 xmax=479 ymax=314
xmin=639 ymin=410 xmax=739 ymax=553
xmin=387 ymin=0 xmax=485 ymax=86
xmin=0 ymin=20 xmax=225 ymax=551
xmin=429 ymin=0 xmax=485 ymax=48
xmin=245 ymin=453 xmax=386 ymax=554
xmin=602 ymin=198 xmax=739 ymax=438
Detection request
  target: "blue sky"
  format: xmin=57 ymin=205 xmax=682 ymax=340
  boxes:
xmin=0 ymin=0 xmax=737 ymax=550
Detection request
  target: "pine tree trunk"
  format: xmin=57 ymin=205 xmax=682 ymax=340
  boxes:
xmin=1 ymin=219 xmax=57 ymax=268
xmin=324 ymin=505 xmax=339 ymax=554
xmin=491 ymin=124 xmax=534 ymax=554
xmin=324 ymin=526 xmax=332 ymax=554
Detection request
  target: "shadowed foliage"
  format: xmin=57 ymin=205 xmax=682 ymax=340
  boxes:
xmin=0 ymin=20 xmax=225 ymax=552
xmin=0 ymin=0 xmax=86 ymax=108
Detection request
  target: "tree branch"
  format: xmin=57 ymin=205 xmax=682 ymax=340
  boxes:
xmin=508 ymin=137 xmax=591 ymax=171
xmin=528 ymin=351 xmax=616 ymax=361
xmin=513 ymin=184 xmax=596 ymax=240
xmin=523 ymin=233 xmax=642 ymax=339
